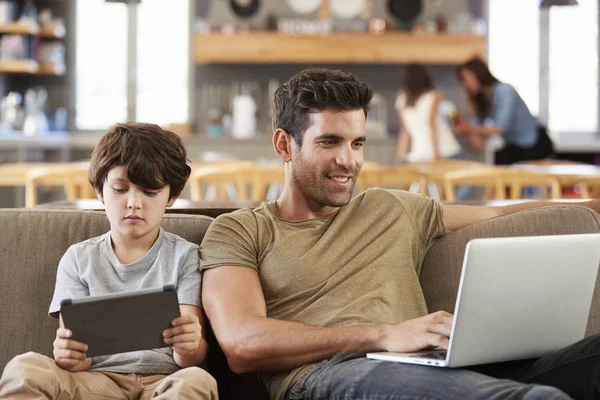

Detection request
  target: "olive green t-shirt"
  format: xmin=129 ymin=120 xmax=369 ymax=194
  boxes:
xmin=199 ymin=188 xmax=446 ymax=400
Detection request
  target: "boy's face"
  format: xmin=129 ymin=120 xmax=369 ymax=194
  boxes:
xmin=98 ymin=165 xmax=175 ymax=244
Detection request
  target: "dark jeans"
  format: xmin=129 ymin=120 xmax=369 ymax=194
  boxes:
xmin=495 ymin=125 xmax=555 ymax=165
xmin=285 ymin=334 xmax=600 ymax=400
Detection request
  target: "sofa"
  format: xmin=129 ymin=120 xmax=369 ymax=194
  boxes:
xmin=1 ymin=205 xmax=600 ymax=400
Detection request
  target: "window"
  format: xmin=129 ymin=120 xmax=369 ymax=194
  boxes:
xmin=76 ymin=0 xmax=189 ymax=130
xmin=488 ymin=0 xmax=540 ymax=116
xmin=136 ymin=0 xmax=189 ymax=125
xmin=76 ymin=0 xmax=127 ymax=130
xmin=548 ymin=0 xmax=598 ymax=133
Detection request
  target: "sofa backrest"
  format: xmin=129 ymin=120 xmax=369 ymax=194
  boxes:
xmin=421 ymin=205 xmax=600 ymax=337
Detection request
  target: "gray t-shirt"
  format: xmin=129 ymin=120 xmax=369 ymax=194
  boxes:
xmin=49 ymin=227 xmax=202 ymax=375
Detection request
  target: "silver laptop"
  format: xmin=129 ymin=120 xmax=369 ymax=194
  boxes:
xmin=367 ymin=234 xmax=600 ymax=368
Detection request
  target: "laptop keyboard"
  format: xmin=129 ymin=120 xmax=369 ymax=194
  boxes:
xmin=410 ymin=351 xmax=447 ymax=360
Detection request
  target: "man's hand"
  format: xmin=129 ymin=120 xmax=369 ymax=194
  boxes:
xmin=53 ymin=328 xmax=91 ymax=372
xmin=381 ymin=311 xmax=453 ymax=353
xmin=163 ymin=313 xmax=203 ymax=356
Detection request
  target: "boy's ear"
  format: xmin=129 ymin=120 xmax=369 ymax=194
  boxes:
xmin=96 ymin=191 xmax=104 ymax=203
xmin=167 ymin=196 xmax=177 ymax=207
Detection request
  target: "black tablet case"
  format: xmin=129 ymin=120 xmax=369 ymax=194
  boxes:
xmin=60 ymin=285 xmax=180 ymax=357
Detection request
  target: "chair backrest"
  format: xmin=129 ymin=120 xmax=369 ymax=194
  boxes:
xmin=25 ymin=162 xmax=93 ymax=207
xmin=578 ymin=177 xmax=600 ymax=198
xmin=443 ymin=167 xmax=562 ymax=201
xmin=358 ymin=163 xmax=426 ymax=193
xmin=409 ymin=159 xmax=490 ymax=184
xmin=189 ymin=163 xmax=285 ymax=201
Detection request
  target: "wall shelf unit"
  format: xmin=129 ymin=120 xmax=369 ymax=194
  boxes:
xmin=194 ymin=32 xmax=486 ymax=64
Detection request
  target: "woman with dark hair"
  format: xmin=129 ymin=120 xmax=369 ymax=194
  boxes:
xmin=455 ymin=57 xmax=554 ymax=165
xmin=395 ymin=64 xmax=462 ymax=164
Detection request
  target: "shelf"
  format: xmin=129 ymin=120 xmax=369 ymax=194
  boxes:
xmin=0 ymin=60 xmax=38 ymax=73
xmin=37 ymin=63 xmax=65 ymax=75
xmin=0 ymin=59 xmax=64 ymax=75
xmin=194 ymin=32 xmax=486 ymax=64
xmin=0 ymin=22 xmax=65 ymax=38
xmin=38 ymin=25 xmax=66 ymax=39
xmin=0 ymin=22 xmax=37 ymax=35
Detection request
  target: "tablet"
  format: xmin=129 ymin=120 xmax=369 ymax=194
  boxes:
xmin=60 ymin=285 xmax=180 ymax=357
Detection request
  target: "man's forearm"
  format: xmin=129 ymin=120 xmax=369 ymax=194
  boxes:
xmin=219 ymin=316 xmax=387 ymax=373
xmin=495 ymin=199 xmax=592 ymax=217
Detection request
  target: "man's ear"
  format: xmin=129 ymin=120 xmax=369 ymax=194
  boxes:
xmin=273 ymin=128 xmax=294 ymax=163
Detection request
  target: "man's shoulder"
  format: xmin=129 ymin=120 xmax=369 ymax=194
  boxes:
xmin=212 ymin=202 xmax=272 ymax=227
xmin=359 ymin=187 xmax=425 ymax=204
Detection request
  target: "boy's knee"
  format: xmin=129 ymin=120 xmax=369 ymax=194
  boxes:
xmin=4 ymin=352 xmax=51 ymax=375
xmin=0 ymin=352 xmax=53 ymax=395
xmin=179 ymin=367 xmax=217 ymax=387
xmin=176 ymin=367 xmax=218 ymax=397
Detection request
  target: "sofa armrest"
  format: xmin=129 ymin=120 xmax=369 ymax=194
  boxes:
xmin=420 ymin=205 xmax=600 ymax=336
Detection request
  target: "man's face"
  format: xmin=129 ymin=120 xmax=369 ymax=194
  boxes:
xmin=290 ymin=109 xmax=366 ymax=208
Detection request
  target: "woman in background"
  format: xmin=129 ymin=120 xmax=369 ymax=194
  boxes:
xmin=455 ymin=57 xmax=553 ymax=165
xmin=395 ymin=64 xmax=462 ymax=164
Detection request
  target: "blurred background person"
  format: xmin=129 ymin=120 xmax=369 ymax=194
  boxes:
xmin=455 ymin=57 xmax=554 ymax=165
xmin=395 ymin=64 xmax=463 ymax=165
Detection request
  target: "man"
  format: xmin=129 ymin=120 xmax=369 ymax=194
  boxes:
xmin=200 ymin=68 xmax=600 ymax=400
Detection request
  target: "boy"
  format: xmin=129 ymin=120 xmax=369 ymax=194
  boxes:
xmin=0 ymin=123 xmax=217 ymax=400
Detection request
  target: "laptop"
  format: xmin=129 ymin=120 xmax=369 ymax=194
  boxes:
xmin=367 ymin=234 xmax=600 ymax=368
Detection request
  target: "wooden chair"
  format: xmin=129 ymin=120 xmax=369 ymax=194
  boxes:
xmin=407 ymin=159 xmax=490 ymax=199
xmin=25 ymin=162 xmax=93 ymax=207
xmin=189 ymin=163 xmax=284 ymax=202
xmin=358 ymin=163 xmax=426 ymax=194
xmin=578 ymin=177 xmax=600 ymax=198
xmin=443 ymin=167 xmax=562 ymax=201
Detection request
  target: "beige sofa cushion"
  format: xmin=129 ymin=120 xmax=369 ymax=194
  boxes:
xmin=421 ymin=205 xmax=600 ymax=337
xmin=0 ymin=209 xmax=213 ymax=371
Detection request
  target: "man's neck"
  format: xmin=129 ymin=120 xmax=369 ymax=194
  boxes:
xmin=275 ymin=190 xmax=340 ymax=222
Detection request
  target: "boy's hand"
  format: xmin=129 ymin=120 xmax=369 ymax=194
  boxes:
xmin=163 ymin=314 xmax=203 ymax=356
xmin=53 ymin=328 xmax=92 ymax=372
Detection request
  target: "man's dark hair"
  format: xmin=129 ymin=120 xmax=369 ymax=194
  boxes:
xmin=272 ymin=68 xmax=373 ymax=147
xmin=88 ymin=122 xmax=191 ymax=199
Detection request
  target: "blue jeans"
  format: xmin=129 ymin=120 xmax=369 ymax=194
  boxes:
xmin=286 ymin=334 xmax=600 ymax=400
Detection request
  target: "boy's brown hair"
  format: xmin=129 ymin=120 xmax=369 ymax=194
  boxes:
xmin=88 ymin=123 xmax=191 ymax=199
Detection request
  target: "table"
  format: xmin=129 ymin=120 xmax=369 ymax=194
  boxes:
xmin=513 ymin=164 xmax=600 ymax=186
